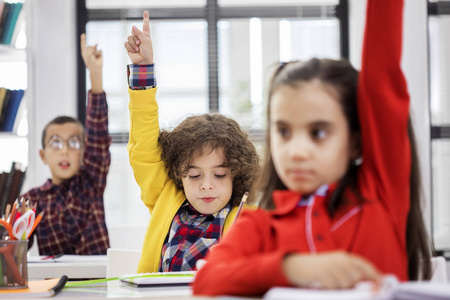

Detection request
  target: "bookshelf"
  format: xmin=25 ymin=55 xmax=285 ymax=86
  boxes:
xmin=0 ymin=0 xmax=27 ymax=173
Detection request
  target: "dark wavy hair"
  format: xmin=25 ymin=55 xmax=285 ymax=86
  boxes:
xmin=41 ymin=116 xmax=84 ymax=148
xmin=159 ymin=113 xmax=260 ymax=207
xmin=257 ymin=58 xmax=431 ymax=280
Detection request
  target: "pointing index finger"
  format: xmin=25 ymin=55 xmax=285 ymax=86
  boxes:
xmin=80 ymin=33 xmax=86 ymax=53
xmin=142 ymin=11 xmax=150 ymax=36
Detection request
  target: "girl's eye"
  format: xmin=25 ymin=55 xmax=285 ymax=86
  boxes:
xmin=276 ymin=126 xmax=290 ymax=139
xmin=188 ymin=175 xmax=200 ymax=179
xmin=312 ymin=128 xmax=327 ymax=140
xmin=215 ymin=174 xmax=226 ymax=179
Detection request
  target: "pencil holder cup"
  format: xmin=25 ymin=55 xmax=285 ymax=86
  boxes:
xmin=0 ymin=240 xmax=28 ymax=289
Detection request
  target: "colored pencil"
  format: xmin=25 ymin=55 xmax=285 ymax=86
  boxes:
xmin=4 ymin=204 xmax=11 ymax=221
xmin=233 ymin=192 xmax=249 ymax=224
xmin=8 ymin=200 xmax=18 ymax=225
xmin=27 ymin=211 xmax=44 ymax=239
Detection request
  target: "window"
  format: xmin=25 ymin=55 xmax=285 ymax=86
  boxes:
xmin=428 ymin=7 xmax=450 ymax=251
xmin=81 ymin=1 xmax=344 ymax=247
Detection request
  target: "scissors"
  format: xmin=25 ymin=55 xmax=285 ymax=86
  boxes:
xmin=12 ymin=210 xmax=35 ymax=240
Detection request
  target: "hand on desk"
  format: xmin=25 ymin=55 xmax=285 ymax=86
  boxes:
xmin=283 ymin=250 xmax=382 ymax=290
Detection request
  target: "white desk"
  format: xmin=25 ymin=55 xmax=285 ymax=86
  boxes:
xmin=54 ymin=281 xmax=200 ymax=299
xmin=28 ymin=255 xmax=107 ymax=280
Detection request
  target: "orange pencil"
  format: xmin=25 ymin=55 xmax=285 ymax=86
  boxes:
xmin=27 ymin=211 xmax=44 ymax=239
xmin=8 ymin=200 xmax=18 ymax=225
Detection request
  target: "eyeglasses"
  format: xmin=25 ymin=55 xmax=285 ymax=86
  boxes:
xmin=45 ymin=135 xmax=82 ymax=150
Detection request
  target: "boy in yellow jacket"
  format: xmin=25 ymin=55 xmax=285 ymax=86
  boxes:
xmin=124 ymin=11 xmax=260 ymax=273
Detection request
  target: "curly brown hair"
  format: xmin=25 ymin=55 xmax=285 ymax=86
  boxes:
xmin=159 ymin=113 xmax=260 ymax=207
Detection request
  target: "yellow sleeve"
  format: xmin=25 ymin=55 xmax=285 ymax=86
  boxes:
xmin=127 ymin=87 xmax=169 ymax=212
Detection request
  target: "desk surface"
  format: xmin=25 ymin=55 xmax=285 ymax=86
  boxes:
xmin=54 ymin=281 xmax=215 ymax=300
xmin=28 ymin=255 xmax=107 ymax=280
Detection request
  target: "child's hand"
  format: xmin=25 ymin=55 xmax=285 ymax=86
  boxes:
xmin=124 ymin=11 xmax=153 ymax=65
xmin=80 ymin=33 xmax=103 ymax=93
xmin=196 ymin=259 xmax=207 ymax=270
xmin=282 ymin=251 xmax=381 ymax=289
xmin=80 ymin=33 xmax=102 ymax=74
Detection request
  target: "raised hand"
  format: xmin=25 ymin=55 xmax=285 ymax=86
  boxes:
xmin=80 ymin=33 xmax=103 ymax=93
xmin=124 ymin=10 xmax=154 ymax=65
xmin=282 ymin=251 xmax=382 ymax=289
xmin=80 ymin=33 xmax=102 ymax=74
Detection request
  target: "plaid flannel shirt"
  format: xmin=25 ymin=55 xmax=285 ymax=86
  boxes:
xmin=127 ymin=64 xmax=156 ymax=90
xmin=22 ymin=91 xmax=111 ymax=255
xmin=160 ymin=201 xmax=231 ymax=272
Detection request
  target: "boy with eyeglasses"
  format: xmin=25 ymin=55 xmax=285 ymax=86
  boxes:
xmin=21 ymin=34 xmax=111 ymax=255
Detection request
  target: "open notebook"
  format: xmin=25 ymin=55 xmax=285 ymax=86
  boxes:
xmin=119 ymin=271 xmax=196 ymax=287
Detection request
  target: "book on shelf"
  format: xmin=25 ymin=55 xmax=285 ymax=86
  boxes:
xmin=0 ymin=161 xmax=26 ymax=216
xmin=0 ymin=88 xmax=25 ymax=133
xmin=0 ymin=87 xmax=6 ymax=115
xmin=9 ymin=1 xmax=24 ymax=46
xmin=0 ymin=1 xmax=11 ymax=42
xmin=0 ymin=88 xmax=12 ymax=128
xmin=0 ymin=1 xmax=23 ymax=45
xmin=0 ymin=2 xmax=5 ymax=27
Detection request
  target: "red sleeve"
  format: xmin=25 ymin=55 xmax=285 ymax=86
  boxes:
xmin=357 ymin=0 xmax=410 ymax=233
xmin=83 ymin=91 xmax=112 ymax=195
xmin=192 ymin=210 xmax=290 ymax=296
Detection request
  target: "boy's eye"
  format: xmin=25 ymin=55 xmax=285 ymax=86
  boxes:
xmin=188 ymin=174 xmax=200 ymax=179
xmin=214 ymin=174 xmax=226 ymax=179
xmin=67 ymin=136 xmax=81 ymax=149
xmin=48 ymin=138 xmax=63 ymax=149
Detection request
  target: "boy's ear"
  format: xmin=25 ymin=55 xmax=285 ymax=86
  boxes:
xmin=39 ymin=149 xmax=47 ymax=165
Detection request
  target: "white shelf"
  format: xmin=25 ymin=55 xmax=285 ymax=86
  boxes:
xmin=0 ymin=45 xmax=26 ymax=62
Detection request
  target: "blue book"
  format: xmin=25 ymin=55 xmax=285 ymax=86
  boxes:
xmin=2 ymin=2 xmax=22 ymax=45
xmin=2 ymin=89 xmax=25 ymax=132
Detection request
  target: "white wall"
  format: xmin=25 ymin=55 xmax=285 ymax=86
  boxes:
xmin=25 ymin=0 xmax=78 ymax=191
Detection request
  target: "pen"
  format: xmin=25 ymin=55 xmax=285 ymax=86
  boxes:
xmin=42 ymin=253 xmax=64 ymax=260
xmin=233 ymin=192 xmax=249 ymax=224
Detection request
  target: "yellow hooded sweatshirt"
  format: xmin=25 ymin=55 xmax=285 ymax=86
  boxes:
xmin=128 ymin=87 xmax=241 ymax=273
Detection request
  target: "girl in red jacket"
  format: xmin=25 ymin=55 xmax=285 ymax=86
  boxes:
xmin=193 ymin=0 xmax=432 ymax=296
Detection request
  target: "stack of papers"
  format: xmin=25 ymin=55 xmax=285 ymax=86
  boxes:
xmin=263 ymin=279 xmax=450 ymax=300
